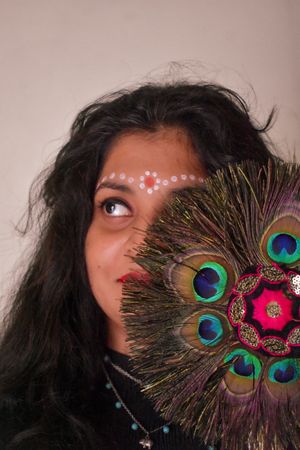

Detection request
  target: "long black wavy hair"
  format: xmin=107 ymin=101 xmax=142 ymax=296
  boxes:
xmin=0 ymin=82 xmax=276 ymax=449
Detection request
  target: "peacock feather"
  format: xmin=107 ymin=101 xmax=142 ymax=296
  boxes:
xmin=122 ymin=160 xmax=300 ymax=450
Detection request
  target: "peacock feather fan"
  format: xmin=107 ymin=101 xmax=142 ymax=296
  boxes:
xmin=122 ymin=159 xmax=300 ymax=450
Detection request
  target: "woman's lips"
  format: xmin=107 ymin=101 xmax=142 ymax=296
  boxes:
xmin=117 ymin=272 xmax=150 ymax=283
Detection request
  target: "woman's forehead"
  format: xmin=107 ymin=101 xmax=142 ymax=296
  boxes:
xmin=101 ymin=128 xmax=205 ymax=176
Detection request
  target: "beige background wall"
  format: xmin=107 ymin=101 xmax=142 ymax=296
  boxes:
xmin=1 ymin=0 xmax=299 ymax=307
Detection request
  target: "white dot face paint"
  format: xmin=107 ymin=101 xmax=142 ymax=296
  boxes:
xmin=96 ymin=171 xmax=204 ymax=194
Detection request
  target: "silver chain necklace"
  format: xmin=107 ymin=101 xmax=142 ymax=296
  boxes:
xmin=104 ymin=354 xmax=142 ymax=385
xmin=103 ymin=355 xmax=171 ymax=449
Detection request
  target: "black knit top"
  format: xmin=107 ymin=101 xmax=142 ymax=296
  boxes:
xmin=99 ymin=348 xmax=213 ymax=450
xmin=0 ymin=349 xmax=215 ymax=450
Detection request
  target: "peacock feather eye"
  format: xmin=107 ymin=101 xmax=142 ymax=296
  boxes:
xmin=197 ymin=314 xmax=224 ymax=346
xmin=268 ymin=359 xmax=299 ymax=384
xmin=265 ymin=358 xmax=300 ymax=400
xmin=166 ymin=251 xmax=236 ymax=305
xmin=223 ymin=348 xmax=262 ymax=397
xmin=193 ymin=262 xmax=228 ymax=303
xmin=180 ymin=309 xmax=231 ymax=352
xmin=260 ymin=215 xmax=300 ymax=267
xmin=267 ymin=232 xmax=300 ymax=264
xmin=224 ymin=349 xmax=262 ymax=380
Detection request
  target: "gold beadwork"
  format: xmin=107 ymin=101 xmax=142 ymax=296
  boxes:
xmin=235 ymin=276 xmax=259 ymax=294
xmin=239 ymin=324 xmax=259 ymax=348
xmin=261 ymin=337 xmax=289 ymax=355
xmin=265 ymin=301 xmax=282 ymax=318
xmin=229 ymin=296 xmax=245 ymax=324
xmin=287 ymin=327 xmax=300 ymax=345
xmin=259 ymin=266 xmax=285 ymax=282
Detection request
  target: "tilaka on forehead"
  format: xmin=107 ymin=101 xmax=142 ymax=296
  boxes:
xmin=97 ymin=171 xmax=204 ymax=194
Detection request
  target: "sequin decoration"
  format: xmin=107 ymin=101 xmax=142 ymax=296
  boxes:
xmin=261 ymin=337 xmax=290 ymax=355
xmin=287 ymin=327 xmax=300 ymax=345
xmin=234 ymin=275 xmax=260 ymax=294
xmin=228 ymin=296 xmax=245 ymax=324
xmin=289 ymin=274 xmax=300 ymax=296
xmin=259 ymin=265 xmax=285 ymax=282
xmin=239 ymin=323 xmax=260 ymax=349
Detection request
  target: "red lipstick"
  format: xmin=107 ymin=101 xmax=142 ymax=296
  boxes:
xmin=117 ymin=272 xmax=150 ymax=283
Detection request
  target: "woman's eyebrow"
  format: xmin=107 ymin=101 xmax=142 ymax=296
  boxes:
xmin=170 ymin=184 xmax=206 ymax=195
xmin=95 ymin=181 xmax=134 ymax=193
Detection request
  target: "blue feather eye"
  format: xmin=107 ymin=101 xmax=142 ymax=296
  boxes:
xmin=224 ymin=349 xmax=262 ymax=380
xmin=166 ymin=251 xmax=236 ymax=305
xmin=180 ymin=309 xmax=231 ymax=352
xmin=197 ymin=314 xmax=223 ymax=346
xmin=268 ymin=359 xmax=300 ymax=384
xmin=267 ymin=232 xmax=300 ymax=264
xmin=193 ymin=262 xmax=228 ymax=303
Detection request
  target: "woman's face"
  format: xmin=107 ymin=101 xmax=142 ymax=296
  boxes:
xmin=85 ymin=127 xmax=206 ymax=354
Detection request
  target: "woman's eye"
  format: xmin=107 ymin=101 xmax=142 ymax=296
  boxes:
xmin=100 ymin=199 xmax=132 ymax=217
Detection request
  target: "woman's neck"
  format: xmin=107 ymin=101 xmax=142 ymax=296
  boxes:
xmin=106 ymin=318 xmax=131 ymax=356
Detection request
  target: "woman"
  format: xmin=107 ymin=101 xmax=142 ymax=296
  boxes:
xmin=0 ymin=82 xmax=275 ymax=449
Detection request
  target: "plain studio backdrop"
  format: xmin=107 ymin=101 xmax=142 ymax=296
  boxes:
xmin=0 ymin=0 xmax=299 ymax=313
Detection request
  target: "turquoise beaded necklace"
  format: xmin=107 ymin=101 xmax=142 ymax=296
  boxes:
xmin=103 ymin=354 xmax=171 ymax=449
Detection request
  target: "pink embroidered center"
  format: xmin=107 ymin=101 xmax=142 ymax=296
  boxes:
xmin=228 ymin=265 xmax=300 ymax=356
xmin=252 ymin=288 xmax=293 ymax=331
